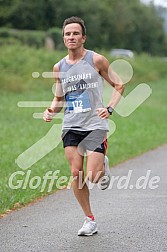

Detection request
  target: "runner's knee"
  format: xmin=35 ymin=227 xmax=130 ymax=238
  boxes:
xmin=87 ymin=170 xmax=103 ymax=183
xmin=71 ymin=168 xmax=83 ymax=178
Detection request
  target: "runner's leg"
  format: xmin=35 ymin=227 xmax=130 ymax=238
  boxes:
xmin=86 ymin=151 xmax=105 ymax=183
xmin=65 ymin=146 xmax=93 ymax=217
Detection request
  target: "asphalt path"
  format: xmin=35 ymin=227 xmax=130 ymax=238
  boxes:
xmin=0 ymin=144 xmax=167 ymax=252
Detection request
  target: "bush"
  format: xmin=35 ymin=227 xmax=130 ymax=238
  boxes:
xmin=10 ymin=29 xmax=46 ymax=48
xmin=0 ymin=27 xmax=64 ymax=50
xmin=0 ymin=27 xmax=11 ymax=37
xmin=0 ymin=27 xmax=46 ymax=48
xmin=47 ymin=27 xmax=64 ymax=50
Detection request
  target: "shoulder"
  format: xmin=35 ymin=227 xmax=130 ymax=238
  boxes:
xmin=53 ymin=63 xmax=60 ymax=72
xmin=92 ymin=52 xmax=110 ymax=71
xmin=53 ymin=55 xmax=67 ymax=72
xmin=54 ymin=55 xmax=69 ymax=72
xmin=53 ymin=63 xmax=60 ymax=80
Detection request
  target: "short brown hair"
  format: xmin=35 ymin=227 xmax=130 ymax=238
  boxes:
xmin=62 ymin=16 xmax=86 ymax=36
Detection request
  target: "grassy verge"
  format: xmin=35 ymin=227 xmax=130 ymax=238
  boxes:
xmin=0 ymin=45 xmax=167 ymax=214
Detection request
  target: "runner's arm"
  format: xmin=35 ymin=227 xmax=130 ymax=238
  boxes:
xmin=94 ymin=53 xmax=124 ymax=109
xmin=94 ymin=53 xmax=124 ymax=118
xmin=43 ymin=64 xmax=65 ymax=122
xmin=49 ymin=64 xmax=65 ymax=113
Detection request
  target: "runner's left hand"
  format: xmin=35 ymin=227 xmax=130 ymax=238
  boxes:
xmin=97 ymin=108 xmax=110 ymax=119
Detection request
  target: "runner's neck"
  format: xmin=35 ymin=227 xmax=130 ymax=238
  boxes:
xmin=66 ymin=48 xmax=87 ymax=64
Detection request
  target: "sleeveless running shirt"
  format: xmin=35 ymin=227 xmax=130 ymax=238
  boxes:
xmin=58 ymin=50 xmax=109 ymax=131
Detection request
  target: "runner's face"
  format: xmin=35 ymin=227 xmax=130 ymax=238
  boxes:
xmin=63 ymin=23 xmax=86 ymax=50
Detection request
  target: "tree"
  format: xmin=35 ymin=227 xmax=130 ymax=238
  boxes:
xmin=0 ymin=0 xmax=166 ymax=55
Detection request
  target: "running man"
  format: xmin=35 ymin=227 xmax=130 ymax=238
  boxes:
xmin=43 ymin=16 xmax=124 ymax=236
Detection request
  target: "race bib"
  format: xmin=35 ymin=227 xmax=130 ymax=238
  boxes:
xmin=66 ymin=91 xmax=91 ymax=113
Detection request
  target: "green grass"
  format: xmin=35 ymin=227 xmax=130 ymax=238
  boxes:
xmin=103 ymin=79 xmax=167 ymax=164
xmin=0 ymin=44 xmax=167 ymax=214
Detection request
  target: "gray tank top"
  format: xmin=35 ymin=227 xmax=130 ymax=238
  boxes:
xmin=58 ymin=50 xmax=109 ymax=131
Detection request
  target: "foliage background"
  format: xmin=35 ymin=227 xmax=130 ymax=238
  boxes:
xmin=0 ymin=0 xmax=167 ymax=214
xmin=0 ymin=0 xmax=167 ymax=55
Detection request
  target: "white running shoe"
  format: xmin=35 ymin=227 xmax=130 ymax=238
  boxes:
xmin=78 ymin=217 xmax=98 ymax=236
xmin=98 ymin=156 xmax=111 ymax=190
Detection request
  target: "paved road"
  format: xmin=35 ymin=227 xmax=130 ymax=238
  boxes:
xmin=0 ymin=145 xmax=167 ymax=252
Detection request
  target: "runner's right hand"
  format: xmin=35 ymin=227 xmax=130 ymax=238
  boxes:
xmin=43 ymin=108 xmax=54 ymax=122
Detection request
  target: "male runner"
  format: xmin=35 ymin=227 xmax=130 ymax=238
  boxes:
xmin=43 ymin=16 xmax=124 ymax=236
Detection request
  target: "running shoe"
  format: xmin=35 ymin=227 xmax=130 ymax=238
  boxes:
xmin=99 ymin=156 xmax=111 ymax=190
xmin=78 ymin=217 xmax=98 ymax=236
